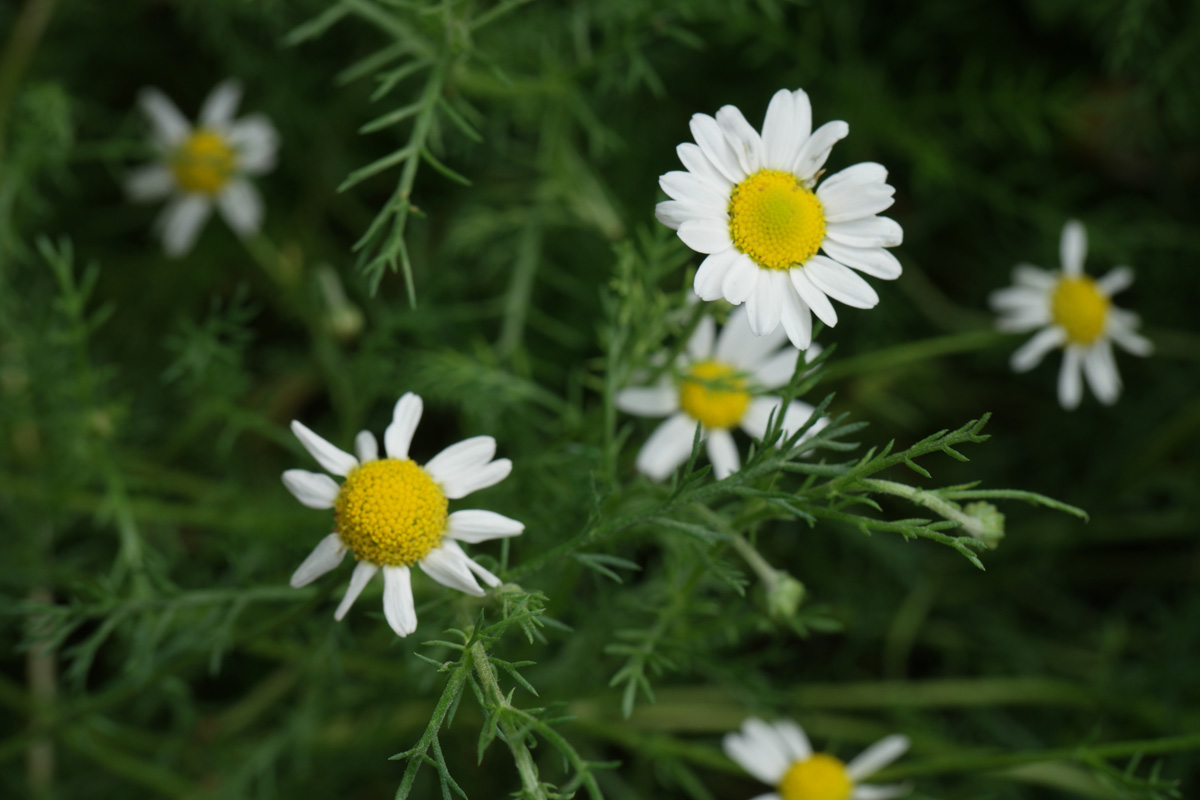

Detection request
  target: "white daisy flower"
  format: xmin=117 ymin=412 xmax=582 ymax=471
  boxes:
xmin=989 ymin=220 xmax=1152 ymax=410
xmin=283 ymin=392 xmax=523 ymax=638
xmin=724 ymin=717 xmax=911 ymax=800
xmin=126 ymin=80 xmax=279 ymax=258
xmin=616 ymin=306 xmax=826 ymax=482
xmin=656 ymin=88 xmax=902 ymax=350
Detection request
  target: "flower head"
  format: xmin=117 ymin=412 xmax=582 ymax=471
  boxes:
xmin=617 ymin=307 xmax=825 ymax=481
xmin=724 ymin=718 xmax=911 ymax=800
xmin=990 ymin=220 xmax=1152 ymax=410
xmin=656 ymin=88 xmax=903 ymax=350
xmin=283 ymin=393 xmax=523 ymax=637
xmin=126 ymin=80 xmax=279 ymax=257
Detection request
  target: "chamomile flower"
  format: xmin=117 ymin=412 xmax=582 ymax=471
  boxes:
xmin=283 ymin=393 xmax=523 ymax=638
xmin=617 ymin=307 xmax=825 ymax=481
xmin=126 ymin=80 xmax=279 ymax=257
xmin=990 ymin=220 xmax=1152 ymax=410
xmin=656 ymin=88 xmax=902 ymax=350
xmin=724 ymin=718 xmax=911 ymax=800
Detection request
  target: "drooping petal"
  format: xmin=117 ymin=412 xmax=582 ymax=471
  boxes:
xmin=290 ymin=420 xmax=359 ymax=476
xmin=804 ymin=256 xmax=880 ymax=309
xmin=678 ymin=219 xmax=732 ymax=254
xmin=334 ymin=561 xmax=378 ymax=621
xmin=289 ymin=533 xmax=346 ymax=588
xmin=792 ymin=120 xmax=849 ymax=182
xmin=687 ymin=315 xmax=717 ymax=360
xmin=694 ymin=249 xmax=741 ymax=301
xmin=824 ymin=216 xmax=903 ymax=249
xmin=159 ymin=195 xmax=212 ymax=258
xmin=227 ymin=114 xmax=279 ymax=174
xmin=635 ymin=412 xmax=698 ymax=482
xmin=820 ymin=240 xmax=902 ymax=280
xmin=790 ymin=268 xmax=838 ymax=327
xmin=745 ymin=271 xmax=785 ymax=336
xmin=1058 ymin=346 xmax=1084 ymax=410
xmin=138 ymin=87 xmax=190 ymax=146
xmin=281 ymin=469 xmax=340 ymax=509
xmin=382 ymin=565 xmax=418 ymax=636
xmin=384 ymin=392 xmax=423 ymax=460
xmin=1059 ymin=219 xmax=1087 ymax=275
xmin=216 ymin=179 xmax=263 ymax=237
xmin=715 ymin=104 xmax=763 ymax=175
xmin=1010 ymin=326 xmax=1065 ymax=372
xmin=125 ymin=165 xmax=175 ymax=202
xmin=705 ymin=429 xmax=740 ymax=480
xmin=199 ymin=80 xmax=243 ymax=129
xmin=1082 ymin=341 xmax=1121 ymax=405
xmin=715 ymin=304 xmax=789 ymax=369
xmin=689 ymin=113 xmax=745 ymax=183
xmin=615 ymin=385 xmax=678 ymax=418
xmin=846 ymin=735 xmax=910 ymax=781
xmin=446 ymin=510 xmax=525 ymax=544
xmin=355 ymin=430 xmax=379 ymax=462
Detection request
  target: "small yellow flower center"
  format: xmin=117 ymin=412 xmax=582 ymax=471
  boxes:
xmin=171 ymin=129 xmax=237 ymax=195
xmin=1051 ymin=276 xmax=1110 ymax=345
xmin=729 ymin=168 xmax=826 ymax=270
xmin=334 ymin=459 xmax=448 ymax=567
xmin=679 ymin=360 xmax=751 ymax=430
xmin=777 ymin=754 xmax=854 ymax=800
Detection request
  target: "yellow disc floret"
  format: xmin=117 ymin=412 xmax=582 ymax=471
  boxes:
xmin=729 ymin=168 xmax=826 ymax=270
xmin=777 ymin=754 xmax=854 ymax=800
xmin=334 ymin=459 xmax=448 ymax=567
xmin=679 ymin=360 xmax=751 ymax=430
xmin=171 ymin=129 xmax=237 ymax=195
xmin=1051 ymin=276 xmax=1110 ymax=345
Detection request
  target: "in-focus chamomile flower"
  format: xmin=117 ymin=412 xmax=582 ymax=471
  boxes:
xmin=656 ymin=88 xmax=902 ymax=350
xmin=616 ymin=307 xmax=826 ymax=481
xmin=283 ymin=393 xmax=523 ymax=637
xmin=724 ymin=718 xmax=911 ymax=800
xmin=126 ymin=80 xmax=279 ymax=258
xmin=990 ymin=220 xmax=1152 ymax=410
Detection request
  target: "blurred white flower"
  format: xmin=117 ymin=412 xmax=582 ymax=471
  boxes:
xmin=656 ymin=88 xmax=902 ymax=350
xmin=126 ymin=80 xmax=278 ymax=257
xmin=617 ymin=307 xmax=825 ymax=481
xmin=990 ymin=220 xmax=1151 ymax=410
xmin=283 ymin=392 xmax=522 ymax=637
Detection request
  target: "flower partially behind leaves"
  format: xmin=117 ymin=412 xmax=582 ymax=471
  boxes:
xmin=617 ymin=306 xmax=826 ymax=481
xmin=990 ymin=220 xmax=1151 ymax=410
xmin=126 ymin=80 xmax=279 ymax=257
xmin=656 ymin=88 xmax=903 ymax=350
xmin=283 ymin=392 xmax=523 ymax=637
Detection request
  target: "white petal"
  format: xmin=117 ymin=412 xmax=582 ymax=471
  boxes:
xmin=635 ymin=412 xmax=698 ymax=482
xmin=1010 ymin=326 xmax=1066 ymax=372
xmin=290 ymin=420 xmax=359 ymax=476
xmin=715 ymin=104 xmax=763 ymax=175
xmin=789 ymin=89 xmax=813 ymax=146
xmin=1096 ymin=266 xmax=1134 ymax=296
xmin=746 ymin=272 xmax=785 ymax=336
xmin=1060 ymin=219 xmax=1087 ymax=275
xmin=739 ymin=719 xmax=793 ymax=781
xmin=819 ymin=240 xmax=902 ymax=280
xmin=818 ymin=177 xmax=895 ymax=223
xmin=446 ymin=510 xmax=525 ymax=544
xmin=1108 ymin=317 xmax=1153 ymax=356
xmin=445 ymin=459 xmax=512 ymax=499
xmin=716 ymin=304 xmax=788 ymax=368
xmin=779 ymin=284 xmax=814 ymax=350
xmin=723 ymin=732 xmax=788 ymax=785
xmin=441 ymin=539 xmax=502 ymax=587
xmin=754 ymin=348 xmax=802 ymax=390
xmin=227 ymin=114 xmax=279 ymax=174
xmin=790 ymin=269 xmax=838 ymax=327
xmin=792 ymin=120 xmax=849 ymax=182
xmin=138 ymin=88 xmax=189 ymax=146
xmin=1058 ymin=347 xmax=1084 ymax=410
xmin=824 ymin=216 xmax=904 ymax=249
xmin=742 ymin=397 xmax=821 ymax=443
xmin=125 ymin=165 xmax=175 ymax=202
xmin=687 ymin=315 xmax=717 ymax=359
xmin=425 ymin=435 xmax=496 ymax=481
xmin=678 ymin=219 xmax=732 ymax=254
xmin=847 ymin=735 xmax=910 ymax=781
xmin=676 ymin=142 xmax=733 ymax=193
xmin=989 ymin=286 xmax=1045 ymax=312
xmin=217 ymin=179 xmax=263 ymax=236
xmin=1082 ymin=341 xmax=1121 ymax=405
xmin=1014 ymin=264 xmax=1056 ymax=289
xmin=355 ymin=430 xmax=379 ymax=462
xmin=761 ymin=89 xmax=797 ymax=170
xmin=722 ymin=255 xmax=760 ymax=305
xmin=200 ymin=80 xmax=243 ymax=128
xmin=749 ymin=795 xmax=782 ymax=800
xmin=615 ymin=384 xmax=678 ymax=417
xmin=694 ymin=249 xmax=741 ymax=301
xmin=996 ymin=306 xmax=1051 ymax=332
xmin=334 ymin=561 xmax=378 ymax=621
xmin=689 ymin=113 xmax=745 ymax=183
xmin=281 ymin=469 xmax=340 ymax=509
xmin=660 ymin=170 xmax=728 ymax=208
xmin=159 ymin=195 xmax=212 ymax=258
xmin=706 ymin=429 xmax=740 ymax=479
xmin=656 ymin=199 xmax=720 ymax=230
xmin=384 ymin=392 xmax=423 ymax=460
xmin=818 ymin=161 xmax=888 ymax=192
xmin=772 ymin=720 xmax=812 ymax=762
xmin=382 ymin=566 xmax=418 ymax=636
xmin=852 ymin=784 xmax=912 ymax=800
xmin=420 ymin=543 xmax=486 ymax=597
xmin=289 ymin=533 xmax=346 ymax=588
xmin=804 ymin=256 xmax=880 ymax=309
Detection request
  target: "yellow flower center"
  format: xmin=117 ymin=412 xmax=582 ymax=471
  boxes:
xmin=171 ymin=129 xmax=237 ymax=195
xmin=729 ymin=168 xmax=826 ymax=270
xmin=1051 ymin=276 xmax=1110 ymax=345
xmin=679 ymin=360 xmax=751 ymax=430
xmin=777 ymin=754 xmax=854 ymax=800
xmin=334 ymin=459 xmax=448 ymax=566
